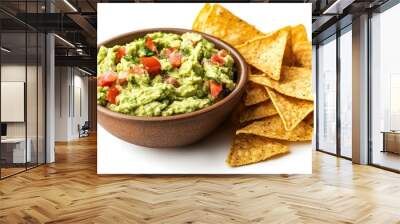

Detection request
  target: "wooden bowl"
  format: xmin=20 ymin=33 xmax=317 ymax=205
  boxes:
xmin=97 ymin=28 xmax=248 ymax=148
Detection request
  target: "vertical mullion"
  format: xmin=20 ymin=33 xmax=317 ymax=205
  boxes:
xmin=25 ymin=0 xmax=28 ymax=171
xmin=36 ymin=0 xmax=39 ymax=167
xmin=60 ymin=67 xmax=62 ymax=117
xmin=315 ymin=45 xmax=319 ymax=151
xmin=73 ymin=68 xmax=75 ymax=118
xmin=367 ymin=10 xmax=373 ymax=165
xmin=44 ymin=0 xmax=47 ymax=164
xmin=69 ymin=69 xmax=71 ymax=118
xmin=0 ymin=20 xmax=2 ymax=179
xmin=336 ymin=28 xmax=341 ymax=157
xmin=80 ymin=88 xmax=82 ymax=117
xmin=44 ymin=33 xmax=47 ymax=164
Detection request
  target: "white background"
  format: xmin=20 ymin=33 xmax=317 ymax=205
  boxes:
xmin=97 ymin=3 xmax=312 ymax=174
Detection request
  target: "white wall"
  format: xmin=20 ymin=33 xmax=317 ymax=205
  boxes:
xmin=54 ymin=67 xmax=89 ymax=141
xmin=1 ymin=65 xmax=25 ymax=139
xmin=72 ymin=73 xmax=89 ymax=138
xmin=55 ymin=66 xmax=69 ymax=141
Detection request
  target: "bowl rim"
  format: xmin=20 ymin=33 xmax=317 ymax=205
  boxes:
xmin=97 ymin=27 xmax=248 ymax=122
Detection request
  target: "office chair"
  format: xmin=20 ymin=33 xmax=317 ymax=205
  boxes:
xmin=79 ymin=121 xmax=90 ymax=138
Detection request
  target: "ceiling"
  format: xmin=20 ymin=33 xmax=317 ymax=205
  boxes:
xmin=0 ymin=0 xmax=98 ymax=73
xmin=0 ymin=0 xmax=393 ymax=73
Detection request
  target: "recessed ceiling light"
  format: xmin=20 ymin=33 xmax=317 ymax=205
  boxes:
xmin=323 ymin=0 xmax=355 ymax=15
xmin=1 ymin=47 xmax=11 ymax=53
xmin=78 ymin=67 xmax=93 ymax=76
xmin=63 ymin=0 xmax=78 ymax=12
xmin=54 ymin=34 xmax=75 ymax=48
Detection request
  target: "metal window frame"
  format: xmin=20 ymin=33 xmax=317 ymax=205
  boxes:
xmin=367 ymin=10 xmax=373 ymax=166
xmin=336 ymin=24 xmax=341 ymax=158
xmin=315 ymin=33 xmax=339 ymax=156
xmin=315 ymin=21 xmax=353 ymax=161
xmin=0 ymin=14 xmax=2 ymax=179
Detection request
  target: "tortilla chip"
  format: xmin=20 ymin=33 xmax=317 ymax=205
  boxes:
xmin=227 ymin=134 xmax=289 ymax=167
xmin=192 ymin=3 xmax=212 ymax=31
xmin=236 ymin=29 xmax=288 ymax=80
xmin=266 ymin=87 xmax=313 ymax=131
xmin=304 ymin=112 xmax=314 ymax=127
xmin=281 ymin=26 xmax=294 ymax=66
xmin=236 ymin=115 xmax=313 ymax=141
xmin=240 ymin=100 xmax=277 ymax=123
xmin=244 ymin=82 xmax=270 ymax=106
xmin=270 ymin=25 xmax=306 ymax=67
xmin=196 ymin=4 xmax=263 ymax=46
xmin=291 ymin=24 xmax=308 ymax=43
xmin=289 ymin=25 xmax=311 ymax=68
xmin=293 ymin=41 xmax=312 ymax=69
xmin=249 ymin=66 xmax=313 ymax=101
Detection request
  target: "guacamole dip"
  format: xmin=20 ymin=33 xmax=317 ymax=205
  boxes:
xmin=97 ymin=32 xmax=235 ymax=116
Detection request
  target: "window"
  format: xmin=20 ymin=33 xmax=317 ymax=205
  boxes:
xmin=370 ymin=3 xmax=400 ymax=171
xmin=339 ymin=27 xmax=352 ymax=158
xmin=317 ymin=36 xmax=337 ymax=154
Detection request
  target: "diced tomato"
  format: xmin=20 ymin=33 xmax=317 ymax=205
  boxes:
xmin=129 ymin=66 xmax=145 ymax=74
xmin=168 ymin=52 xmax=182 ymax=68
xmin=218 ymin=49 xmax=228 ymax=57
xmin=106 ymin=86 xmax=119 ymax=104
xmin=118 ymin=72 xmax=128 ymax=85
xmin=209 ymin=80 xmax=223 ymax=98
xmin=114 ymin=84 xmax=122 ymax=91
xmin=162 ymin=48 xmax=181 ymax=68
xmin=211 ymin=54 xmax=225 ymax=66
xmin=98 ymin=71 xmax=117 ymax=87
xmin=115 ymin=47 xmax=126 ymax=63
xmin=145 ymin=36 xmax=157 ymax=52
xmin=163 ymin=47 xmax=176 ymax=58
xmin=140 ymin=56 xmax=161 ymax=76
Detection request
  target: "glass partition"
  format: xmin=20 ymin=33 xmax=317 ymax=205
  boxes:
xmin=0 ymin=1 xmax=46 ymax=179
xmin=1 ymin=30 xmax=28 ymax=177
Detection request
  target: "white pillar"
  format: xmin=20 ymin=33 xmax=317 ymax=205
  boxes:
xmin=46 ymin=33 xmax=55 ymax=163
xmin=45 ymin=1 xmax=55 ymax=163
xmin=352 ymin=14 xmax=369 ymax=164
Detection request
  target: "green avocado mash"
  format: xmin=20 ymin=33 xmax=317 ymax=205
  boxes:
xmin=97 ymin=32 xmax=236 ymax=116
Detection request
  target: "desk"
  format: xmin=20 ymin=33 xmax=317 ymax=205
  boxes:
xmin=1 ymin=138 xmax=31 ymax=163
xmin=381 ymin=131 xmax=400 ymax=155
